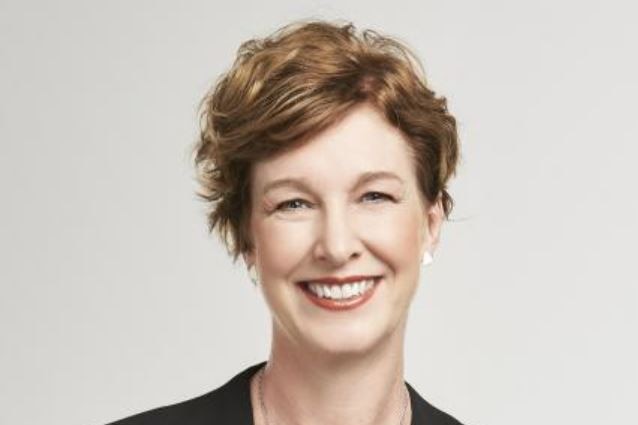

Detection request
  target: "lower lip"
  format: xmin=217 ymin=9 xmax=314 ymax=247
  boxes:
xmin=298 ymin=278 xmax=381 ymax=311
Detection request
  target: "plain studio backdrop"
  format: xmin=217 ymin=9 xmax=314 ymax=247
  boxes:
xmin=1 ymin=1 xmax=636 ymax=424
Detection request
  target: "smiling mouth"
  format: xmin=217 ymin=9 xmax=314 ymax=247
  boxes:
xmin=297 ymin=277 xmax=382 ymax=311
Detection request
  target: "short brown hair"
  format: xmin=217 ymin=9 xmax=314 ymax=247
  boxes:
xmin=193 ymin=19 xmax=460 ymax=263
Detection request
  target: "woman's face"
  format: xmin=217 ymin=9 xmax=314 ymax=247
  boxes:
xmin=246 ymin=103 xmax=443 ymax=356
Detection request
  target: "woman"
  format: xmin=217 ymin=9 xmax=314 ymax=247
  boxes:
xmin=109 ymin=19 xmax=463 ymax=425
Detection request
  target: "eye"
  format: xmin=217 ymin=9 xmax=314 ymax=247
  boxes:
xmin=361 ymin=191 xmax=394 ymax=203
xmin=274 ymin=192 xmax=393 ymax=212
xmin=275 ymin=198 xmax=311 ymax=211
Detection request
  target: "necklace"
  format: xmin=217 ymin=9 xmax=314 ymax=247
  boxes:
xmin=257 ymin=365 xmax=410 ymax=425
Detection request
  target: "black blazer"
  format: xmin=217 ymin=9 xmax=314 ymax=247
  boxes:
xmin=107 ymin=361 xmax=464 ymax=425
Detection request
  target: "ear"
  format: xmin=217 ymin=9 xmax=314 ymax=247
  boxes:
xmin=424 ymin=195 xmax=445 ymax=255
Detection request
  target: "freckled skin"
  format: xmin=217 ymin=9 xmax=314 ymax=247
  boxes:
xmin=246 ymin=103 xmax=443 ymax=357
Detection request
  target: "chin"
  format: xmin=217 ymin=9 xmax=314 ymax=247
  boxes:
xmin=299 ymin=319 xmax=393 ymax=357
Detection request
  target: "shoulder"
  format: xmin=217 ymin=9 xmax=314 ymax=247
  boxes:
xmin=406 ymin=382 xmax=466 ymax=425
xmin=106 ymin=362 xmax=264 ymax=425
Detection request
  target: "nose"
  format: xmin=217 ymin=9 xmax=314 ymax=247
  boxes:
xmin=313 ymin=204 xmax=363 ymax=267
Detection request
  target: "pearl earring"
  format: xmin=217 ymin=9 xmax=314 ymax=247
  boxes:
xmin=422 ymin=251 xmax=434 ymax=266
xmin=248 ymin=265 xmax=259 ymax=286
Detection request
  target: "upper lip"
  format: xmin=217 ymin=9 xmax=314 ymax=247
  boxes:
xmin=299 ymin=275 xmax=380 ymax=285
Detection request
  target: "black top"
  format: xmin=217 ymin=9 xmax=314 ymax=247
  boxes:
xmin=107 ymin=361 xmax=464 ymax=425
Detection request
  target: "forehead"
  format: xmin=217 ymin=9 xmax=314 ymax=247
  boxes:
xmin=251 ymin=104 xmax=416 ymax=192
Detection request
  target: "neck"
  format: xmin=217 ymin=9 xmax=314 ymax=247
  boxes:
xmin=254 ymin=317 xmax=411 ymax=425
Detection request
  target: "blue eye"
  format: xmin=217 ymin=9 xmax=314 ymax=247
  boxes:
xmin=275 ymin=192 xmax=393 ymax=212
xmin=362 ymin=192 xmax=393 ymax=202
xmin=275 ymin=198 xmax=310 ymax=211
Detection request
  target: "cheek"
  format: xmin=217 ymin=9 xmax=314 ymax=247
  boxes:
xmin=361 ymin=205 xmax=423 ymax=273
xmin=253 ymin=220 xmax=314 ymax=278
xmin=252 ymin=203 xmax=424 ymax=278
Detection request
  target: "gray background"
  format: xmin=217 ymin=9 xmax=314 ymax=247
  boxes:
xmin=1 ymin=1 xmax=636 ymax=424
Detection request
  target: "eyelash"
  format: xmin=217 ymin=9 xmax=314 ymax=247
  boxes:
xmin=275 ymin=192 xmax=394 ymax=211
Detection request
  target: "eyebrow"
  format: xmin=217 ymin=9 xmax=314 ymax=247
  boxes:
xmin=261 ymin=171 xmax=405 ymax=197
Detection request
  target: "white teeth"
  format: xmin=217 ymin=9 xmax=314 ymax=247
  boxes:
xmin=305 ymin=278 xmax=377 ymax=300
xmin=331 ymin=285 xmax=342 ymax=298
xmin=342 ymin=283 xmax=353 ymax=298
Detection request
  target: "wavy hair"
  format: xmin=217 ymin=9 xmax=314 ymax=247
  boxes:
xmin=193 ymin=19 xmax=460 ymax=263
